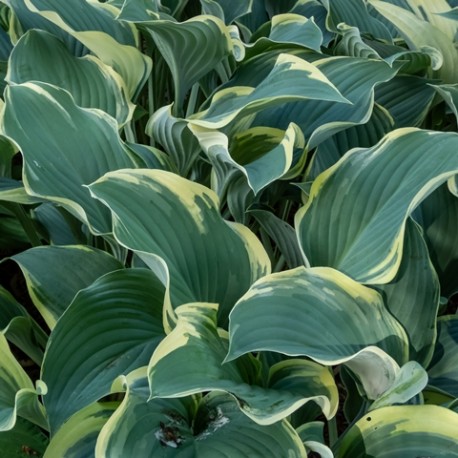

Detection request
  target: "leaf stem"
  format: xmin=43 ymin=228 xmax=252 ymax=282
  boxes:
xmin=148 ymin=69 xmax=155 ymax=147
xmin=124 ymin=122 xmax=137 ymax=143
xmin=328 ymin=416 xmax=338 ymax=447
xmin=186 ymin=83 xmax=200 ymax=118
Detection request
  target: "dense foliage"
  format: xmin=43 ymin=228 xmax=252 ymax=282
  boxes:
xmin=0 ymin=0 xmax=458 ymax=456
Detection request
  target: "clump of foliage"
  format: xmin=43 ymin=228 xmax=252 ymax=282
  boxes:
xmin=0 ymin=0 xmax=458 ymax=456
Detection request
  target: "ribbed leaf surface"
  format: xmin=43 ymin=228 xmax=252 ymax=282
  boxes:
xmin=297 ymin=129 xmax=458 ymax=284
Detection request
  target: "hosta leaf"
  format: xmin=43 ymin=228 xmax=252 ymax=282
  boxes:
xmin=0 ymin=136 xmax=15 ymax=177
xmin=23 ymin=0 xmax=151 ymax=98
xmin=308 ymin=103 xmax=394 ymax=179
xmin=296 ymin=128 xmax=458 ymax=284
xmin=226 ymin=266 xmax=409 ymax=399
xmin=44 ymin=402 xmax=118 ymax=458
xmin=125 ymin=142 xmax=172 ymax=171
xmin=89 ymin=169 xmax=270 ymax=328
xmin=428 ymin=316 xmax=458 ymax=397
xmin=5 ymin=0 xmax=87 ymax=56
xmin=253 ymin=55 xmax=396 ymax=149
xmin=97 ymin=371 xmax=307 ymax=457
xmin=0 ymin=211 xmax=29 ymax=252
xmin=145 ymin=15 xmax=235 ymax=109
xmin=376 ymin=219 xmax=440 ymax=366
xmin=336 ymin=405 xmax=458 ymax=457
xmin=23 ymin=0 xmax=137 ymax=45
xmin=250 ymin=209 xmax=303 ymax=269
xmin=7 ymin=29 xmax=134 ymax=125
xmin=414 ymin=184 xmax=458 ymax=297
xmin=33 ymin=203 xmax=87 ymax=246
xmin=0 ymin=285 xmax=46 ymax=365
xmin=146 ymin=104 xmax=202 ymax=176
xmin=42 ymin=268 xmax=166 ymax=433
xmin=375 ymin=75 xmax=437 ymax=128
xmin=10 ymin=245 xmax=123 ymax=329
xmin=291 ymin=0 xmax=333 ymax=46
xmin=0 ymin=27 xmax=12 ymax=60
xmin=264 ymin=13 xmax=323 ymax=52
xmin=190 ymin=53 xmax=349 ymax=129
xmin=0 ymin=418 xmax=48 ymax=458
xmin=193 ymin=392 xmax=307 ymax=457
xmin=334 ymin=23 xmax=381 ymax=59
xmin=433 ymin=83 xmax=458 ymax=123
xmin=117 ymin=0 xmax=161 ymax=22
xmin=1 ymin=82 xmax=137 ymax=234
xmin=0 ymin=334 xmax=47 ymax=431
xmin=369 ymin=0 xmax=458 ymax=83
xmin=200 ymin=0 xmax=252 ymax=24
xmin=96 ymin=369 xmax=197 ymax=456
xmin=390 ymin=0 xmax=457 ymax=42
xmin=149 ymin=302 xmax=338 ymax=424
xmin=438 ymin=6 xmax=458 ymax=21
xmin=369 ymin=361 xmax=428 ymax=411
xmin=190 ymin=123 xmax=304 ymax=195
xmin=0 ymin=179 xmax=42 ymax=205
xmin=236 ymin=0 xmax=269 ymax=37
xmin=326 ymin=0 xmax=393 ymax=40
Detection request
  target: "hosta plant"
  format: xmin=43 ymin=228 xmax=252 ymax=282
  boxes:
xmin=0 ymin=0 xmax=458 ymax=456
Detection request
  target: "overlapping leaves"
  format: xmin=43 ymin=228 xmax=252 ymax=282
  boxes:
xmin=0 ymin=0 xmax=457 ymax=456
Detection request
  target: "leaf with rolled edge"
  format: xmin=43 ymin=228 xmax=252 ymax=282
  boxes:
xmin=0 ymin=418 xmax=48 ymax=457
xmin=375 ymin=75 xmax=437 ymax=128
xmin=41 ymin=268 xmax=166 ymax=434
xmin=89 ymin=169 xmax=271 ymax=328
xmin=376 ymin=219 xmax=440 ymax=366
xmin=226 ymin=266 xmax=409 ymax=400
xmin=326 ymin=0 xmax=393 ymax=40
xmin=146 ymin=104 xmax=202 ymax=176
xmin=97 ymin=370 xmax=308 ymax=457
xmin=433 ymin=83 xmax=458 ymax=124
xmin=427 ymin=316 xmax=458 ymax=397
xmin=296 ymin=128 xmax=458 ymax=284
xmin=9 ymin=245 xmax=123 ymax=329
xmin=334 ymin=23 xmax=382 ymax=59
xmin=1 ymin=82 xmax=137 ymax=234
xmin=335 ymin=405 xmax=458 ymax=457
xmin=145 ymin=15 xmax=235 ymax=110
xmin=369 ymin=361 xmax=428 ymax=411
xmin=369 ymin=0 xmax=458 ymax=83
xmin=148 ymin=302 xmax=338 ymax=425
xmin=44 ymin=402 xmax=118 ymax=458
xmin=189 ymin=53 xmax=350 ymax=129
xmin=7 ymin=30 xmax=134 ymax=126
xmin=190 ymin=123 xmax=304 ymax=196
xmin=414 ymin=184 xmax=458 ymax=298
xmin=22 ymin=0 xmax=151 ymax=99
xmin=307 ymin=103 xmax=394 ymax=180
xmin=0 ymin=334 xmax=47 ymax=432
xmin=252 ymin=55 xmax=396 ymax=149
